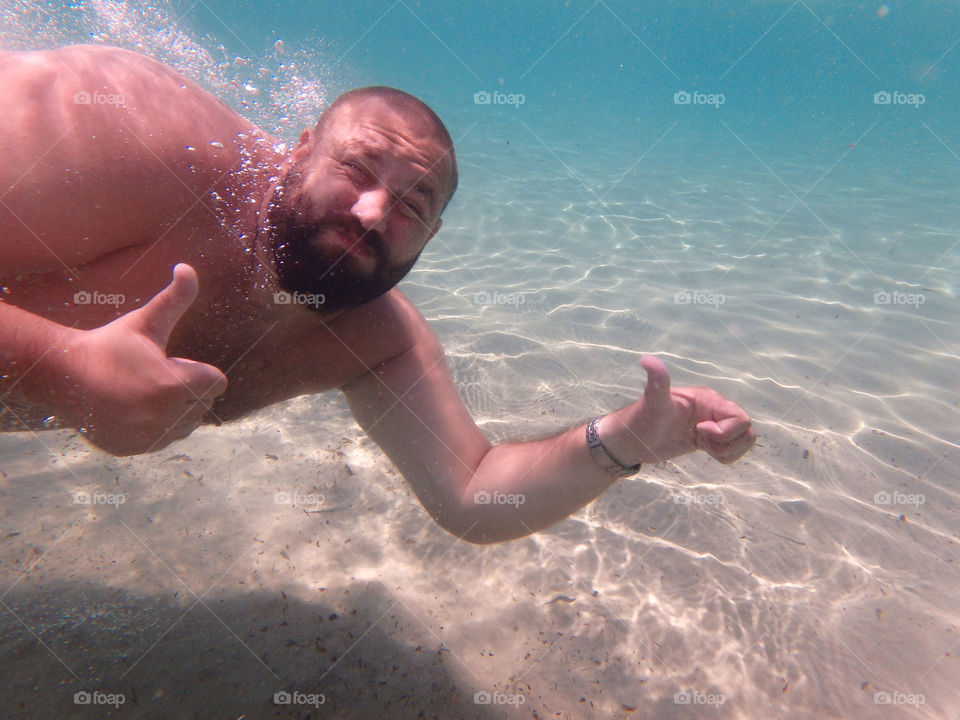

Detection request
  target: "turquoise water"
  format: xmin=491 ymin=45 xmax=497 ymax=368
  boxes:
xmin=1 ymin=1 xmax=959 ymax=718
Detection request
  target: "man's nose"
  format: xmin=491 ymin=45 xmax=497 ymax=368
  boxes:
xmin=351 ymin=187 xmax=391 ymax=234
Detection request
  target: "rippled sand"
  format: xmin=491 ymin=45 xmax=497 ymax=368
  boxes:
xmin=2 ymin=125 xmax=958 ymax=719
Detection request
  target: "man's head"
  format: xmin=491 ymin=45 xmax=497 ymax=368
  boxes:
xmin=267 ymin=86 xmax=457 ymax=313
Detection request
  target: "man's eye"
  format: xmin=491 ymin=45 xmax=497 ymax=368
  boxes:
xmin=400 ymin=199 xmax=424 ymax=219
xmin=342 ymin=159 xmax=365 ymax=176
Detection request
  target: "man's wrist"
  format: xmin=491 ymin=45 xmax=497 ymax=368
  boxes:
xmin=1 ymin=309 xmax=85 ymax=421
xmin=586 ymin=415 xmax=642 ymax=477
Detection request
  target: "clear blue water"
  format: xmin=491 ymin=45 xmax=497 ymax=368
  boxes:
xmin=1 ymin=1 xmax=958 ymax=718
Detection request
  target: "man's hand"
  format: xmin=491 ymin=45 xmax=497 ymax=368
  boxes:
xmin=60 ymin=263 xmax=227 ymax=456
xmin=601 ymin=355 xmax=756 ymax=466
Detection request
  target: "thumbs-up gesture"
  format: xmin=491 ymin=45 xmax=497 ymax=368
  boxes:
xmin=61 ymin=264 xmax=228 ymax=456
xmin=598 ymin=356 xmax=756 ymax=466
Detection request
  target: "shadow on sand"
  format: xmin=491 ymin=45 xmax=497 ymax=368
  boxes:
xmin=0 ymin=578 xmax=512 ymax=719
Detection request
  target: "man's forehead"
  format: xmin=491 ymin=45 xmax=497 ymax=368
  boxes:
xmin=327 ymin=100 xmax=444 ymax=161
xmin=323 ymin=99 xmax=451 ymax=187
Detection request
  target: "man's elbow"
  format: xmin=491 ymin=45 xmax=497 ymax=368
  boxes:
xmin=430 ymin=497 xmax=536 ymax=545
xmin=438 ymin=520 xmax=531 ymax=545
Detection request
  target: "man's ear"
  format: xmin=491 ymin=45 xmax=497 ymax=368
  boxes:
xmin=290 ymin=128 xmax=316 ymax=163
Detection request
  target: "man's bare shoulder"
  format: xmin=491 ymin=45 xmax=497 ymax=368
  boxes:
xmin=7 ymin=44 xmax=206 ymax=95
xmin=0 ymin=44 xmax=261 ymax=278
xmin=23 ymin=44 xmax=255 ymax=161
xmin=1 ymin=44 xmax=195 ymax=107
xmin=15 ymin=43 xmax=168 ymax=71
xmin=331 ymin=288 xmax=441 ymax=388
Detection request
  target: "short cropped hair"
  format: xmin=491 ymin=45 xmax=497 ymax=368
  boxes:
xmin=316 ymin=86 xmax=458 ymax=213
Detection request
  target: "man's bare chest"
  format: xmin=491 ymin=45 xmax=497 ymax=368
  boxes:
xmin=4 ymin=223 xmax=416 ymax=427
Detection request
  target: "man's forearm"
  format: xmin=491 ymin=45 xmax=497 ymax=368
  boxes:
xmin=0 ymin=301 xmax=80 ymax=415
xmin=455 ymin=408 xmax=637 ymax=544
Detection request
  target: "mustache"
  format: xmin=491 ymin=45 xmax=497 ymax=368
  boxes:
xmin=321 ymin=218 xmax=388 ymax=261
xmin=270 ymin=203 xmax=386 ymax=260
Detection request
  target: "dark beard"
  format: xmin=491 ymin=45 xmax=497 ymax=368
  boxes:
xmin=268 ymin=198 xmax=421 ymax=313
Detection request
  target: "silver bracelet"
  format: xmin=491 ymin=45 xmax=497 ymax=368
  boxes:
xmin=586 ymin=416 xmax=642 ymax=477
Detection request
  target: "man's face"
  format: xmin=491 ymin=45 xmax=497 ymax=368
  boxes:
xmin=269 ymin=98 xmax=451 ymax=312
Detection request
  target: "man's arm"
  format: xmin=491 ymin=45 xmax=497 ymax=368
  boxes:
xmin=0 ymin=301 xmax=81 ymax=413
xmin=0 ymin=265 xmax=227 ymax=455
xmin=341 ymin=307 xmax=756 ymax=544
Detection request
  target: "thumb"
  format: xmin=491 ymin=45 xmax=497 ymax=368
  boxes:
xmin=640 ymin=355 xmax=672 ymax=412
xmin=129 ymin=263 xmax=199 ymax=350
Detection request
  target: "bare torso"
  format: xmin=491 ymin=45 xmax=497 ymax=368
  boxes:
xmin=0 ymin=45 xmax=421 ymax=429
